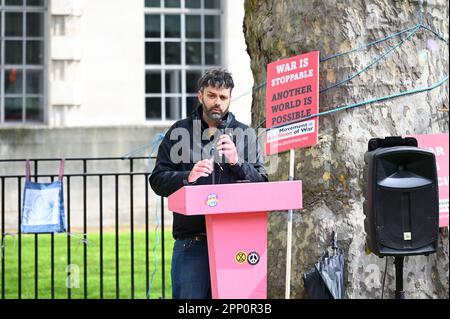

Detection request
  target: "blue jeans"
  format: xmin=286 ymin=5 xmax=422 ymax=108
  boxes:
xmin=171 ymin=238 xmax=211 ymax=299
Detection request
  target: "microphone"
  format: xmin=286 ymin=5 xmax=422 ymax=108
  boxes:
xmin=217 ymin=119 xmax=229 ymax=165
xmin=217 ymin=119 xmax=227 ymax=134
xmin=211 ymin=119 xmax=227 ymax=185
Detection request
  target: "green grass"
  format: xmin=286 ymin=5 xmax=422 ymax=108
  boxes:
xmin=0 ymin=230 xmax=174 ymax=299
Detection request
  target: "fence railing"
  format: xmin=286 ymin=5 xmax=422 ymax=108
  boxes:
xmin=0 ymin=157 xmax=168 ymax=299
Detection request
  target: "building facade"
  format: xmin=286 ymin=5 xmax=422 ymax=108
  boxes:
xmin=1 ymin=0 xmax=252 ymax=129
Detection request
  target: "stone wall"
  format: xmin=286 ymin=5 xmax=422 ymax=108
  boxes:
xmin=244 ymin=0 xmax=449 ymax=298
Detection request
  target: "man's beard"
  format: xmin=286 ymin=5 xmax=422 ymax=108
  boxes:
xmin=202 ymin=99 xmax=229 ymax=123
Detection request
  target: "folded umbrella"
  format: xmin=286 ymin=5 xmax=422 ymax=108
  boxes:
xmin=303 ymin=231 xmax=345 ymax=299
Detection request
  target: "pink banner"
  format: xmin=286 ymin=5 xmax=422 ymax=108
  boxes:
xmin=412 ymin=133 xmax=449 ymax=228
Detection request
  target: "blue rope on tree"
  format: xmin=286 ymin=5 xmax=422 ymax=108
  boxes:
xmin=320 ymin=25 xmax=421 ymax=93
xmin=270 ymin=75 xmax=449 ymax=129
xmin=253 ymin=1 xmax=449 ymax=135
xmin=252 ymin=10 xmax=448 ymax=131
xmin=319 ymin=25 xmax=420 ymax=63
xmin=419 ymin=0 xmax=423 ymax=25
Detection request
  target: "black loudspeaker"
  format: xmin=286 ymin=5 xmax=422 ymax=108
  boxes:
xmin=363 ymin=137 xmax=439 ymax=257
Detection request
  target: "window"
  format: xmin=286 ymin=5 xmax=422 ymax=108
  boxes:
xmin=145 ymin=0 xmax=222 ymax=121
xmin=0 ymin=0 xmax=46 ymax=123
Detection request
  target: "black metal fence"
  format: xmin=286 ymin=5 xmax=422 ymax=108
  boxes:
xmin=0 ymin=157 xmax=168 ymax=299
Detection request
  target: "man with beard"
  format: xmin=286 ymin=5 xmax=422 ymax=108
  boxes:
xmin=149 ymin=68 xmax=268 ymax=299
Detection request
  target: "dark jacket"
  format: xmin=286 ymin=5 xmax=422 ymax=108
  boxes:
xmin=149 ymin=106 xmax=268 ymax=239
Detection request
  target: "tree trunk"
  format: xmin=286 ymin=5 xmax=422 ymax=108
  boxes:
xmin=244 ymin=0 xmax=449 ymax=298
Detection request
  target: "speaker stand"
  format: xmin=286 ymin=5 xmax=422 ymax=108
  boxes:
xmin=394 ymin=256 xmax=405 ymax=299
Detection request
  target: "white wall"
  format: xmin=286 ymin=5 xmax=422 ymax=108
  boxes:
xmin=223 ymin=0 xmax=253 ymax=125
xmin=48 ymin=0 xmax=252 ymax=127
xmin=76 ymin=0 xmax=145 ymax=126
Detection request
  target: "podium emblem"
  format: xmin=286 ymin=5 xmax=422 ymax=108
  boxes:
xmin=235 ymin=252 xmax=247 ymax=264
xmin=247 ymin=252 xmax=260 ymax=265
xmin=206 ymin=194 xmax=219 ymax=207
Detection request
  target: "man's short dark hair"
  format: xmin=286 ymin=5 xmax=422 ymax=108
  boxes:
xmin=198 ymin=68 xmax=234 ymax=92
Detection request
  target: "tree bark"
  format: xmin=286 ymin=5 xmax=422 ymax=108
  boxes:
xmin=244 ymin=0 xmax=449 ymax=298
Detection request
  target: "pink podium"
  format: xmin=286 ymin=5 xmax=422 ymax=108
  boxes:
xmin=168 ymin=181 xmax=302 ymax=299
